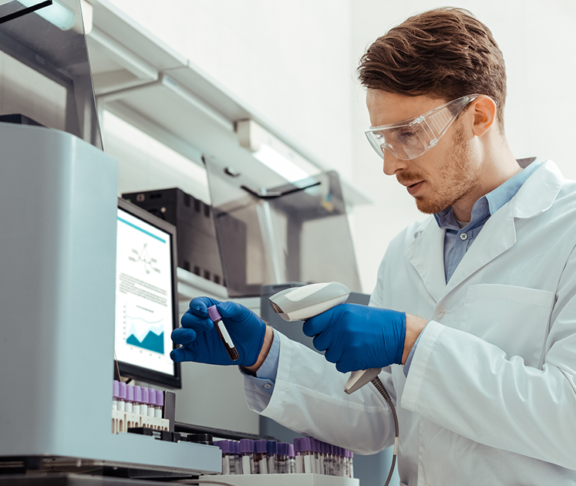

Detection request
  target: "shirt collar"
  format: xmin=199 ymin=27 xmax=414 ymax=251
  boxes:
xmin=434 ymin=157 xmax=542 ymax=230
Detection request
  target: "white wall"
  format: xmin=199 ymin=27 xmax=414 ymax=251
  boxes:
xmin=108 ymin=0 xmax=354 ymax=179
xmin=350 ymin=0 xmax=576 ymax=293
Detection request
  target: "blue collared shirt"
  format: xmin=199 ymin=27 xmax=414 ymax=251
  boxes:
xmin=245 ymin=158 xmax=543 ymax=389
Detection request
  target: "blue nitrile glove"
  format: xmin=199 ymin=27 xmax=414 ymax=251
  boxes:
xmin=170 ymin=297 xmax=267 ymax=367
xmin=303 ymin=303 xmax=406 ymax=373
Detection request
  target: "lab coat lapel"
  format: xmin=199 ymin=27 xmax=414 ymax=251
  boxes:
xmin=444 ymin=207 xmax=516 ymax=295
xmin=404 ymin=219 xmax=447 ymax=303
xmin=444 ymin=160 xmax=562 ymax=296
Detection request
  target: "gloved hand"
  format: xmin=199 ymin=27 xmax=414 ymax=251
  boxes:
xmin=303 ymin=303 xmax=406 ymax=373
xmin=170 ymin=297 xmax=267 ymax=367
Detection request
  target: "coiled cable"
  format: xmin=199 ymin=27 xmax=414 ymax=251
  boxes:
xmin=371 ymin=377 xmax=399 ymax=486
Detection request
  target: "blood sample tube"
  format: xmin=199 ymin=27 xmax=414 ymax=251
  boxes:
xmin=277 ymin=443 xmax=288 ymax=474
xmin=112 ymin=380 xmax=120 ymax=410
xmin=267 ymin=441 xmax=278 ymax=474
xmin=302 ymin=438 xmax=314 ymax=473
xmin=239 ymin=439 xmax=254 ymax=474
xmin=349 ymin=451 xmax=354 ymax=478
xmin=312 ymin=439 xmax=320 ymax=474
xmin=140 ymin=388 xmax=149 ymax=417
xmin=118 ymin=382 xmax=127 ymax=412
xmin=216 ymin=441 xmax=232 ymax=475
xmin=148 ymin=389 xmax=156 ymax=418
xmin=288 ymin=444 xmax=296 ymax=474
xmin=233 ymin=441 xmax=243 ymax=475
xmin=126 ymin=385 xmax=134 ymax=413
xmin=155 ymin=390 xmax=164 ymax=418
xmin=254 ymin=440 xmax=268 ymax=474
xmin=207 ymin=306 xmax=239 ymax=361
xmin=133 ymin=386 xmax=141 ymax=415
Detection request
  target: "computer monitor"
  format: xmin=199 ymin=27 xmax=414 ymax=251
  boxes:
xmin=115 ymin=198 xmax=181 ymax=388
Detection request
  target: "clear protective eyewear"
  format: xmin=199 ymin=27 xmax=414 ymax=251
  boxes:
xmin=365 ymin=94 xmax=480 ymax=160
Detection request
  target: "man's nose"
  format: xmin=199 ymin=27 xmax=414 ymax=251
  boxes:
xmin=383 ymin=151 xmax=408 ymax=176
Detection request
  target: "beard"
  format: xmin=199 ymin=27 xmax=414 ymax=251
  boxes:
xmin=408 ymin=124 xmax=479 ymax=215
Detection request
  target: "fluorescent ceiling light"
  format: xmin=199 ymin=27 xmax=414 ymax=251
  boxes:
xmin=19 ymin=0 xmax=75 ymax=30
xmin=237 ymin=119 xmax=320 ymax=183
xmin=253 ymin=143 xmax=311 ymax=183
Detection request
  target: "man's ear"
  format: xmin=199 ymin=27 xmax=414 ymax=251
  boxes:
xmin=471 ymin=96 xmax=497 ymax=137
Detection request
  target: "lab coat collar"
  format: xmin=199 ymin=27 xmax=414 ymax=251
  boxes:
xmin=404 ymin=160 xmax=563 ymax=302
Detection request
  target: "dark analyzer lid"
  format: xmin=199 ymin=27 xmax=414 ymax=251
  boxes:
xmin=0 ymin=0 xmax=102 ymax=148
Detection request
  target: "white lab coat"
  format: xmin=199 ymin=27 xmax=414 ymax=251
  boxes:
xmin=244 ymin=160 xmax=576 ymax=485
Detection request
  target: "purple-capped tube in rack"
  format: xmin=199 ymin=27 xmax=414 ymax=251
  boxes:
xmin=288 ymin=444 xmax=296 ymax=474
xmin=277 ymin=443 xmax=288 ymax=474
xmin=301 ymin=438 xmax=314 ymax=473
xmin=155 ymin=390 xmax=164 ymax=418
xmin=266 ymin=441 xmax=278 ymax=474
xmin=254 ymin=440 xmax=267 ymax=474
xmin=133 ymin=386 xmax=142 ymax=415
xmin=349 ymin=450 xmax=354 ymax=478
xmin=312 ymin=439 xmax=320 ymax=474
xmin=118 ymin=382 xmax=127 ymax=412
xmin=126 ymin=385 xmax=134 ymax=413
xmin=147 ymin=389 xmax=156 ymax=417
xmin=239 ymin=439 xmax=254 ymax=475
xmin=207 ymin=305 xmax=239 ymax=361
xmin=233 ymin=441 xmax=243 ymax=475
xmin=140 ymin=388 xmax=149 ymax=417
xmin=112 ymin=380 xmax=120 ymax=411
xmin=216 ymin=441 xmax=232 ymax=475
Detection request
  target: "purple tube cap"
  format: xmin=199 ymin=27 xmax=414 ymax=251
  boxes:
xmin=300 ymin=437 xmax=311 ymax=452
xmin=156 ymin=390 xmax=164 ymax=406
xmin=234 ymin=442 xmax=241 ymax=455
xmin=267 ymin=441 xmax=277 ymax=455
xmin=207 ymin=305 xmax=222 ymax=322
xmin=216 ymin=440 xmax=231 ymax=454
xmin=288 ymin=444 xmax=295 ymax=458
xmin=277 ymin=442 xmax=288 ymax=456
xmin=134 ymin=386 xmax=142 ymax=403
xmin=254 ymin=439 xmax=267 ymax=453
xmin=148 ymin=389 xmax=156 ymax=406
xmin=118 ymin=382 xmax=127 ymax=400
xmin=239 ymin=439 xmax=253 ymax=453
xmin=141 ymin=387 xmax=149 ymax=404
xmin=127 ymin=385 xmax=134 ymax=401
xmin=113 ymin=380 xmax=120 ymax=399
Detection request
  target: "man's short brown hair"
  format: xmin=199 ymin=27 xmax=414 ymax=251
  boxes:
xmin=358 ymin=8 xmax=506 ymax=129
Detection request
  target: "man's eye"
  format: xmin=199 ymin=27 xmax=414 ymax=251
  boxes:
xmin=398 ymin=130 xmax=420 ymax=146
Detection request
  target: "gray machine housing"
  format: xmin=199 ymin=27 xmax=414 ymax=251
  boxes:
xmin=0 ymin=124 xmax=220 ymax=474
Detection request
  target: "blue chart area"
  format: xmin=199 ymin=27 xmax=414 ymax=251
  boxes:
xmin=125 ymin=318 xmax=165 ymax=354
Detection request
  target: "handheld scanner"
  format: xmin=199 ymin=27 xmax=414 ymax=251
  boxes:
xmin=269 ymin=282 xmax=351 ymax=321
xmin=268 ymin=282 xmax=381 ymax=394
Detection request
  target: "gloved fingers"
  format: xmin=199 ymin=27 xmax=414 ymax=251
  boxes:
xmin=324 ymin=345 xmax=343 ymax=364
xmin=336 ymin=359 xmax=354 ymax=374
xmin=181 ymin=309 xmax=214 ymax=331
xmin=171 ymin=327 xmax=197 ymax=346
xmin=312 ymin=331 xmax=332 ymax=352
xmin=302 ymin=311 xmax=334 ymax=337
xmin=216 ymin=301 xmax=256 ymax=322
xmin=170 ymin=346 xmax=198 ymax=363
xmin=189 ymin=296 xmax=221 ymax=318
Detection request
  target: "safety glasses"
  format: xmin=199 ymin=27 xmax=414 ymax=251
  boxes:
xmin=365 ymin=94 xmax=480 ymax=160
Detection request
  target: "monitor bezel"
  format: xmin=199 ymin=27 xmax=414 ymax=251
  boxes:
xmin=116 ymin=197 xmax=182 ymax=389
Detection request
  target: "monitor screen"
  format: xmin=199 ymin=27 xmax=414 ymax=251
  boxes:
xmin=115 ymin=199 xmax=180 ymax=388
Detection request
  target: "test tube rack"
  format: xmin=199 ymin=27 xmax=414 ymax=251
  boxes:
xmin=200 ymin=474 xmax=359 ymax=486
xmin=111 ymin=409 xmax=169 ymax=434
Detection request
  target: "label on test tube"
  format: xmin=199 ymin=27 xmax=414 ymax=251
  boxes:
xmin=207 ymin=305 xmax=239 ymax=361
